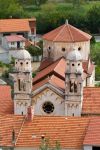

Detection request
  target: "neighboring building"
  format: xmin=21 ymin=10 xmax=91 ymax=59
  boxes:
xmin=2 ymin=35 xmax=26 ymax=50
xmin=0 ymin=22 xmax=100 ymax=150
xmin=0 ymin=18 xmax=36 ymax=44
xmin=0 ymin=18 xmax=36 ymax=63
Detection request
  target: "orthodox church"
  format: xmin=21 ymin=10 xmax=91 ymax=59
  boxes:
xmin=0 ymin=22 xmax=100 ymax=150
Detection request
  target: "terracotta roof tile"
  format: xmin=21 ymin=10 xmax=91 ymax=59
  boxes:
xmin=82 ymin=87 xmax=100 ymax=114
xmin=5 ymin=35 xmax=26 ymax=42
xmin=16 ymin=116 xmax=90 ymax=149
xmin=84 ymin=117 xmax=100 ymax=145
xmin=33 ymin=58 xmax=62 ymax=84
xmin=43 ymin=23 xmax=92 ymax=42
xmin=0 ymin=114 xmax=24 ymax=147
xmin=0 ymin=85 xmax=14 ymax=114
xmin=0 ymin=19 xmax=35 ymax=33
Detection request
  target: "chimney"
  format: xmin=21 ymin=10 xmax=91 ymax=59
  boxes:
xmin=65 ymin=19 xmax=68 ymax=25
xmin=12 ymin=129 xmax=15 ymax=144
xmin=27 ymin=106 xmax=34 ymax=121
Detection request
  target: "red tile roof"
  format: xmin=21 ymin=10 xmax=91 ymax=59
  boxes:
xmin=39 ymin=58 xmax=53 ymax=71
xmin=84 ymin=117 xmax=100 ymax=146
xmin=16 ymin=116 xmax=90 ymax=149
xmin=33 ymin=58 xmax=93 ymax=86
xmin=0 ymin=18 xmax=35 ymax=33
xmin=5 ymin=35 xmax=26 ymax=42
xmin=0 ymin=85 xmax=13 ymax=114
xmin=82 ymin=87 xmax=100 ymax=115
xmin=33 ymin=58 xmax=65 ymax=84
xmin=0 ymin=114 xmax=24 ymax=147
xmin=43 ymin=23 xmax=92 ymax=42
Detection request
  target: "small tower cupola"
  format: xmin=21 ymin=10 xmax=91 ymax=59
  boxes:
xmin=65 ymin=48 xmax=83 ymax=116
xmin=66 ymin=48 xmax=83 ymax=74
xmin=15 ymin=49 xmax=32 ymax=72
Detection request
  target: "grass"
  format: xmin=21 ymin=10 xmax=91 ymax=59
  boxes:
xmin=24 ymin=1 xmax=100 ymax=17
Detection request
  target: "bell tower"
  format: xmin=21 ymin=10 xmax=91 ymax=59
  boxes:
xmin=65 ymin=48 xmax=83 ymax=116
xmin=13 ymin=49 xmax=32 ymax=115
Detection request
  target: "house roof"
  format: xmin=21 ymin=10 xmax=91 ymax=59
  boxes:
xmin=82 ymin=87 xmax=100 ymax=115
xmin=33 ymin=58 xmax=65 ymax=84
xmin=43 ymin=23 xmax=92 ymax=42
xmin=0 ymin=114 xmax=24 ymax=147
xmin=5 ymin=35 xmax=26 ymax=42
xmin=0 ymin=18 xmax=35 ymax=33
xmin=0 ymin=85 xmax=13 ymax=114
xmin=33 ymin=57 xmax=94 ymax=85
xmin=16 ymin=116 xmax=90 ymax=149
xmin=84 ymin=117 xmax=100 ymax=146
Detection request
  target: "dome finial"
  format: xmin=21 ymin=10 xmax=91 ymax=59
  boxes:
xmin=65 ymin=19 xmax=68 ymax=25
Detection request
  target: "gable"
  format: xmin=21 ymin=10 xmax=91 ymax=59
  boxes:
xmin=32 ymin=88 xmax=64 ymax=116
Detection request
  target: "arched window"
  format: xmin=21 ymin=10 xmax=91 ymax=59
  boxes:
xmin=18 ymin=79 xmax=21 ymax=91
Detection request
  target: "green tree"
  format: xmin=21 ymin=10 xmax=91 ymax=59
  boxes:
xmin=26 ymin=45 xmax=42 ymax=56
xmin=0 ymin=0 xmax=24 ymax=18
xmin=87 ymin=5 xmax=100 ymax=33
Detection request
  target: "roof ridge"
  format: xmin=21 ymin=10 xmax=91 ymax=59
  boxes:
xmin=53 ymin=24 xmax=66 ymax=41
xmin=67 ymin=24 xmax=74 ymax=42
xmin=15 ymin=116 xmax=26 ymax=146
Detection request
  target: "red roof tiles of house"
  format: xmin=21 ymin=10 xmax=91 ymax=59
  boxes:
xmin=16 ymin=116 xmax=90 ymax=149
xmin=84 ymin=117 xmax=100 ymax=146
xmin=82 ymin=87 xmax=100 ymax=115
xmin=0 ymin=85 xmax=13 ymax=114
xmin=0 ymin=114 xmax=24 ymax=147
xmin=43 ymin=23 xmax=92 ymax=42
xmin=0 ymin=18 xmax=36 ymax=33
xmin=5 ymin=35 xmax=26 ymax=42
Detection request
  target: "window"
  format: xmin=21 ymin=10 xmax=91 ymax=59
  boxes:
xmin=70 ymin=81 xmax=77 ymax=93
xmin=62 ymin=48 xmax=65 ymax=52
xmin=18 ymin=79 xmax=21 ymax=91
xmin=78 ymin=47 xmax=81 ymax=51
xmin=72 ymin=64 xmax=74 ymax=66
xmin=20 ymin=62 xmax=23 ymax=65
xmin=42 ymin=101 xmax=54 ymax=114
xmin=11 ymin=42 xmax=15 ymax=45
xmin=26 ymin=62 xmax=28 ymax=64
xmin=78 ymin=63 xmax=80 ymax=66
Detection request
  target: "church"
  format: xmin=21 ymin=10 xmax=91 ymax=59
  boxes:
xmin=0 ymin=21 xmax=100 ymax=150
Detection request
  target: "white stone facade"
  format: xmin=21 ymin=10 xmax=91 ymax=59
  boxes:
xmin=32 ymin=88 xmax=65 ymax=116
xmin=43 ymin=40 xmax=90 ymax=61
xmin=13 ymin=50 xmax=32 ymax=115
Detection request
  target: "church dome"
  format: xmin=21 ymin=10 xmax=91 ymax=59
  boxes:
xmin=67 ymin=49 xmax=82 ymax=61
xmin=15 ymin=49 xmax=31 ymax=60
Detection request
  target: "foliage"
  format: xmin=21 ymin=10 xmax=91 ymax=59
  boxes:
xmin=90 ymin=42 xmax=100 ymax=66
xmin=95 ymin=66 xmax=100 ymax=81
xmin=39 ymin=138 xmax=61 ymax=150
xmin=0 ymin=0 xmax=24 ymax=18
xmin=86 ymin=5 xmax=100 ymax=33
xmin=26 ymin=45 xmax=42 ymax=56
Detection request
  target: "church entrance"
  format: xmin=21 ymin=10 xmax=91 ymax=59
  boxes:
xmin=93 ymin=146 xmax=100 ymax=150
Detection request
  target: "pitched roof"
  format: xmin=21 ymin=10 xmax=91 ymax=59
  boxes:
xmin=0 ymin=114 xmax=24 ymax=147
xmin=33 ymin=58 xmax=65 ymax=84
xmin=43 ymin=23 xmax=92 ymax=42
xmin=0 ymin=85 xmax=13 ymax=114
xmin=16 ymin=116 xmax=90 ymax=149
xmin=0 ymin=18 xmax=35 ymax=33
xmin=82 ymin=87 xmax=100 ymax=115
xmin=5 ymin=35 xmax=26 ymax=42
xmin=33 ymin=57 xmax=94 ymax=86
xmin=84 ymin=117 xmax=100 ymax=146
